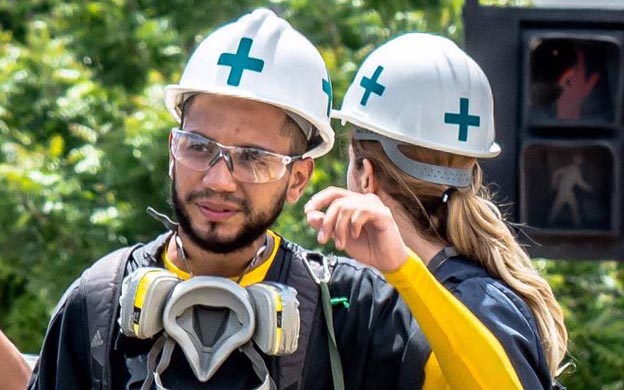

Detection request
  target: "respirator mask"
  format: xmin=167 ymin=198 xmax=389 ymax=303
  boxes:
xmin=118 ymin=267 xmax=300 ymax=390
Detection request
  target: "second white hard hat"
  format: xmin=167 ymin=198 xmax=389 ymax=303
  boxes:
xmin=165 ymin=8 xmax=334 ymax=159
xmin=333 ymin=33 xmax=500 ymax=159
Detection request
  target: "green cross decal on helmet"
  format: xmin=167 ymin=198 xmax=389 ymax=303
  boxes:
xmin=359 ymin=65 xmax=386 ymax=106
xmin=164 ymin=8 xmax=335 ymax=159
xmin=444 ymin=97 xmax=481 ymax=142
xmin=217 ymin=37 xmax=265 ymax=87
xmin=322 ymin=76 xmax=332 ymax=117
xmin=333 ymin=33 xmax=500 ymax=159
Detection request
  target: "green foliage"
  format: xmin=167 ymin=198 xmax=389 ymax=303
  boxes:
xmin=541 ymin=260 xmax=624 ymax=389
xmin=479 ymin=0 xmax=533 ymax=5
xmin=0 ymin=1 xmax=622 ymax=388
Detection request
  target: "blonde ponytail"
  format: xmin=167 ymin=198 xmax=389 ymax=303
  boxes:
xmin=351 ymin=139 xmax=568 ymax=376
xmin=447 ymin=168 xmax=568 ymax=375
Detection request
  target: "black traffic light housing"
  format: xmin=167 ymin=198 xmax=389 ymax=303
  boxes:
xmin=464 ymin=1 xmax=624 ymax=260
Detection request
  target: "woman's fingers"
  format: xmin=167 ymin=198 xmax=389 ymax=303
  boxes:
xmin=350 ymin=208 xmax=370 ymax=239
xmin=306 ymin=210 xmax=324 ymax=231
xmin=304 ymin=186 xmax=348 ymax=214
xmin=307 ymin=194 xmax=357 ymax=248
xmin=317 ymin=197 xmax=350 ymax=245
xmin=334 ymin=207 xmax=355 ymax=250
xmin=305 ymin=188 xmax=393 ymax=248
xmin=305 ymin=188 xmax=410 ymax=273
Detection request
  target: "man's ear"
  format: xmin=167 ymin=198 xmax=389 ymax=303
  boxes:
xmin=285 ymin=158 xmax=315 ymax=204
xmin=360 ymin=158 xmax=378 ymax=194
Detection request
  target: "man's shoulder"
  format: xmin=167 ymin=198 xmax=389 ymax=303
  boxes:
xmin=53 ymin=246 xmax=135 ymax=311
xmin=52 ymin=232 xmax=168 ymax=318
xmin=332 ymin=255 xmax=385 ymax=276
xmin=330 ymin=256 xmax=398 ymax=303
xmin=277 ymin=236 xmax=387 ymax=283
xmin=126 ymin=232 xmax=171 ymax=268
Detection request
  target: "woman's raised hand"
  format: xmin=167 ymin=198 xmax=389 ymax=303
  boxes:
xmin=304 ymin=186 xmax=410 ymax=273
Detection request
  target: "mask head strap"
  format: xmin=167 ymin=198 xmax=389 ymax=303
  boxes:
xmin=147 ymin=207 xmax=179 ymax=232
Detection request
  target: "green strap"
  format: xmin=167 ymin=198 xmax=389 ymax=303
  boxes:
xmin=330 ymin=297 xmax=350 ymax=309
xmin=320 ymin=281 xmax=345 ymax=390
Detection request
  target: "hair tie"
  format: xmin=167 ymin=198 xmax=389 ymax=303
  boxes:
xmin=441 ymin=187 xmax=458 ymax=204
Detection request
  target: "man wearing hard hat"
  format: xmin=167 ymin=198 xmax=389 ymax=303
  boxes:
xmin=28 ymin=9 xmax=430 ymax=390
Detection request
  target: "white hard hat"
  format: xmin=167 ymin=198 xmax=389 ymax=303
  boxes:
xmin=165 ymin=8 xmax=334 ymax=159
xmin=333 ymin=33 xmax=500 ymax=159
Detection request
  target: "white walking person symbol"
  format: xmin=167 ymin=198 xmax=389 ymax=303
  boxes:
xmin=548 ymin=153 xmax=593 ymax=227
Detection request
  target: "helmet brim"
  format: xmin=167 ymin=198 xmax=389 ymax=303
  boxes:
xmin=332 ymin=109 xmax=501 ymax=159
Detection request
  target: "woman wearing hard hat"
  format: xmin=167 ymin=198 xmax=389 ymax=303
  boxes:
xmin=306 ymin=33 xmax=567 ymax=390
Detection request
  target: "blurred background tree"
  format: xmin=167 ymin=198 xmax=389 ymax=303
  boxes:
xmin=0 ymin=0 xmax=621 ymax=388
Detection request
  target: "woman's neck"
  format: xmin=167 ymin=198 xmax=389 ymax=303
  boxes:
xmin=384 ymin=194 xmax=446 ymax=265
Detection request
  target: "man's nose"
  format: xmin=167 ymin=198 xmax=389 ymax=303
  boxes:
xmin=202 ymin=154 xmax=238 ymax=192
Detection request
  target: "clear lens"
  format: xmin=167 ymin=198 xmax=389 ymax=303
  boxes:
xmin=170 ymin=129 xmax=299 ymax=183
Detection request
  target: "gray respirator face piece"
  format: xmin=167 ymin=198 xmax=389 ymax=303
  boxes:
xmin=118 ymin=267 xmax=300 ymax=389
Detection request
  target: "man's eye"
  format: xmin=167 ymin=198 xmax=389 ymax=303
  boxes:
xmin=239 ymin=149 xmax=263 ymax=161
xmin=187 ymin=141 xmax=210 ymax=152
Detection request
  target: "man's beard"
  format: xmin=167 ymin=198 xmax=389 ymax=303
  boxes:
xmin=170 ymin=178 xmax=286 ymax=254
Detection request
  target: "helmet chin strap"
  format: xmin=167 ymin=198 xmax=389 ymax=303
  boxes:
xmin=353 ymin=127 xmax=473 ymax=188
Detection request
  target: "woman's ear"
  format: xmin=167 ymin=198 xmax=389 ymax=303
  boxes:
xmin=360 ymin=158 xmax=378 ymax=194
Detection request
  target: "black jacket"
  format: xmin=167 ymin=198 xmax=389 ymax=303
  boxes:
xmin=433 ymin=255 xmax=553 ymax=389
xmin=28 ymin=233 xmax=430 ymax=390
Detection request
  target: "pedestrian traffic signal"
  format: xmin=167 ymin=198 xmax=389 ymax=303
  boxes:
xmin=464 ymin=0 xmax=624 ymax=260
xmin=520 ymin=141 xmax=618 ymax=235
xmin=527 ymin=34 xmax=619 ymax=124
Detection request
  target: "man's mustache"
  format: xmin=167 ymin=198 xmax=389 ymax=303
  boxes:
xmin=185 ymin=189 xmax=247 ymax=211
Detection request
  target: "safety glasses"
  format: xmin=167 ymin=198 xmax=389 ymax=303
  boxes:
xmin=170 ymin=129 xmax=302 ymax=183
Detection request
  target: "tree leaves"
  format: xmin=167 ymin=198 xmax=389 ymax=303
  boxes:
xmin=1 ymin=2 xmax=622 ymax=388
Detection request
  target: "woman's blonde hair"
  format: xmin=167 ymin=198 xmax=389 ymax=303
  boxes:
xmin=351 ymin=138 xmax=568 ymax=377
